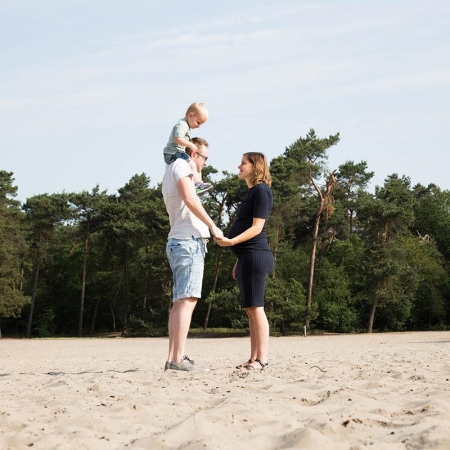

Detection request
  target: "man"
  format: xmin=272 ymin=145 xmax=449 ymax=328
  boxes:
xmin=162 ymin=137 xmax=223 ymax=371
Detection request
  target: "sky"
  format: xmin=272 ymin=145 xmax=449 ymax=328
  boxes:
xmin=1 ymin=0 xmax=449 ymax=202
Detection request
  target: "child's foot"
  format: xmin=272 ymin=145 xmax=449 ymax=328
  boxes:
xmin=195 ymin=182 xmax=213 ymax=195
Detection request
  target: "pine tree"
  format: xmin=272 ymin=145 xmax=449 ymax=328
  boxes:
xmin=0 ymin=171 xmax=30 ymax=338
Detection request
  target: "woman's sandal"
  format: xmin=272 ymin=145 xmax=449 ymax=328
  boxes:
xmin=245 ymin=359 xmax=269 ymax=370
xmin=236 ymin=359 xmax=253 ymax=369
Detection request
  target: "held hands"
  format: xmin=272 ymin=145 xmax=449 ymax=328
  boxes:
xmin=210 ymin=225 xmax=224 ymax=239
xmin=214 ymin=235 xmax=234 ymax=247
xmin=209 ymin=224 xmax=234 ymax=246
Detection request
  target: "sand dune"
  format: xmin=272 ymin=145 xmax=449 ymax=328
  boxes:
xmin=1 ymin=331 xmax=450 ymax=449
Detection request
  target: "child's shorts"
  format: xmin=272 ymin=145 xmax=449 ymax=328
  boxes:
xmin=164 ymin=151 xmax=191 ymax=164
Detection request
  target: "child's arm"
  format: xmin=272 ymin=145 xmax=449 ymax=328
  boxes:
xmin=174 ymin=136 xmax=198 ymax=152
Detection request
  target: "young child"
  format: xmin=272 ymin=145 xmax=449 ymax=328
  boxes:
xmin=163 ymin=102 xmax=213 ymax=195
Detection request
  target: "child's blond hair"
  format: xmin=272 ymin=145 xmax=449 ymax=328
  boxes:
xmin=186 ymin=102 xmax=208 ymax=117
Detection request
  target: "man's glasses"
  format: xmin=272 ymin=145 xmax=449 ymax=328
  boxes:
xmin=196 ymin=152 xmax=208 ymax=162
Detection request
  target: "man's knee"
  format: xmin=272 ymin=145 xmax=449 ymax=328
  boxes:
xmin=174 ymin=297 xmax=198 ymax=310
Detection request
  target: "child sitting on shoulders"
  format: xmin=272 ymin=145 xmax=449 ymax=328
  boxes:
xmin=163 ymin=102 xmax=213 ymax=195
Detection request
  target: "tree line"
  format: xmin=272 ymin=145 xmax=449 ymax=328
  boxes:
xmin=1 ymin=129 xmax=449 ymax=338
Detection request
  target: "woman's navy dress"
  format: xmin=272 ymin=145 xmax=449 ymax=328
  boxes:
xmin=228 ymin=183 xmax=274 ymax=308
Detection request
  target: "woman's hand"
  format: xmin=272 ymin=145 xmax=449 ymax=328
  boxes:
xmin=214 ymin=236 xmax=234 ymax=247
xmin=232 ymin=261 xmax=237 ymax=280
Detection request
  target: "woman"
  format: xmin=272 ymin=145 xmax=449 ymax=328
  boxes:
xmin=215 ymin=152 xmax=274 ymax=370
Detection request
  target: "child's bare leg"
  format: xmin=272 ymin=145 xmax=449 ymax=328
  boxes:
xmin=189 ymin=159 xmax=202 ymax=184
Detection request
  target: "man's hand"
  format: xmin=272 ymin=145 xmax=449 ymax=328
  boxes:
xmin=210 ymin=225 xmax=223 ymax=239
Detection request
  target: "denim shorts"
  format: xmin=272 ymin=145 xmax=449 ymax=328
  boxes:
xmin=166 ymin=237 xmax=207 ymax=301
xmin=164 ymin=151 xmax=191 ymax=164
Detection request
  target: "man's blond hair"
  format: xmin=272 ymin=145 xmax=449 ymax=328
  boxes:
xmin=186 ymin=137 xmax=209 ymax=156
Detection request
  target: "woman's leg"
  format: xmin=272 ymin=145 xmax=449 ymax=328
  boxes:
xmin=236 ymin=310 xmax=257 ymax=368
xmin=245 ymin=306 xmax=269 ymax=367
xmin=236 ymin=252 xmax=271 ymax=369
xmin=247 ymin=309 xmax=257 ymax=361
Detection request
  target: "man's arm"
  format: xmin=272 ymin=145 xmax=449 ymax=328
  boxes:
xmin=178 ymin=176 xmax=223 ymax=238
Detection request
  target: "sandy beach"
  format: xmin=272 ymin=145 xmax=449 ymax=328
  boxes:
xmin=1 ymin=331 xmax=449 ymax=449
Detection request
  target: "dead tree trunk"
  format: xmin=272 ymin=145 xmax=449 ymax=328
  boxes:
xmin=367 ymin=300 xmax=377 ymax=333
xmin=203 ymin=249 xmax=224 ymax=330
xmin=26 ymin=233 xmax=42 ymax=338
xmin=305 ymin=170 xmax=336 ymax=330
xmin=78 ymin=227 xmax=89 ymax=337
xmin=142 ymin=246 xmax=150 ymax=309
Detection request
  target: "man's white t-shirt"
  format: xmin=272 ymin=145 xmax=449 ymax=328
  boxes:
xmin=162 ymin=159 xmax=210 ymax=240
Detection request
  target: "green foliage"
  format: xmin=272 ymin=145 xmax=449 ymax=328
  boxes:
xmin=126 ymin=315 xmax=167 ymax=337
xmin=33 ymin=308 xmax=56 ymax=337
xmin=409 ymin=282 xmax=447 ymax=329
xmin=283 ymin=128 xmax=340 ymax=177
xmin=273 ymin=241 xmax=310 ymax=281
xmin=0 ymin=284 xmax=30 ymax=318
xmin=314 ymin=260 xmax=358 ymax=333
xmin=412 ymin=184 xmax=450 ymax=260
xmin=265 ymin=277 xmax=308 ymax=335
xmin=335 ymin=160 xmax=374 ymax=238
xmin=360 ymin=174 xmax=416 ymax=243
xmin=2 ymin=130 xmax=450 ymax=337
xmin=205 ymin=286 xmax=247 ymax=329
xmin=0 ymin=171 xmax=30 ymax=322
